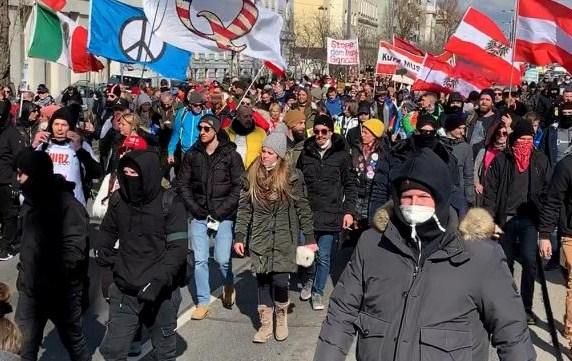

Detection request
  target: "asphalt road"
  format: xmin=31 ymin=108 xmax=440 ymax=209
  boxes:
xmin=1 ymin=234 xmax=571 ymax=360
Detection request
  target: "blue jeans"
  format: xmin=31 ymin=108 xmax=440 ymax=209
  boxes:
xmin=312 ymin=232 xmax=337 ymax=296
xmin=189 ymin=219 xmax=234 ymax=305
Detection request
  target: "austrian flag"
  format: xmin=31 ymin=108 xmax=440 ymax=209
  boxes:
xmin=412 ymin=54 xmax=492 ymax=98
xmin=444 ymin=7 xmax=521 ymax=84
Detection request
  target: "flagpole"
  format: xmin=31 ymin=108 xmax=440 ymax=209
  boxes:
xmin=218 ymin=64 xmax=265 ymax=113
xmin=138 ymin=0 xmax=162 ymax=82
xmin=507 ymin=0 xmax=519 ymax=97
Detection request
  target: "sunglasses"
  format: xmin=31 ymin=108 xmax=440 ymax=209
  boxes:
xmin=497 ymin=131 xmax=508 ymax=136
xmin=190 ymin=103 xmax=203 ymax=107
xmin=313 ymin=128 xmax=329 ymax=136
xmin=241 ymin=101 xmax=251 ymax=106
xmin=419 ymin=130 xmax=436 ymax=136
xmin=494 ymin=92 xmax=502 ymax=96
xmin=197 ymin=125 xmax=213 ymax=132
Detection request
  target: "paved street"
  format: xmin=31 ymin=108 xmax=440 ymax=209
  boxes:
xmin=1 ymin=236 xmax=571 ymax=361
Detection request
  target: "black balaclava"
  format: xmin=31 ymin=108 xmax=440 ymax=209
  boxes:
xmin=413 ymin=113 xmax=439 ymax=149
xmin=118 ymin=151 xmax=162 ymax=206
xmin=16 ymin=149 xmax=54 ymax=201
xmin=119 ymin=158 xmax=146 ymax=205
xmin=560 ymin=102 xmax=572 ymax=129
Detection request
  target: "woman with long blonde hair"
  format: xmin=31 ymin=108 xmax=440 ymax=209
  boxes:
xmin=0 ymin=282 xmax=22 ymax=360
xmin=233 ymin=131 xmax=316 ymax=344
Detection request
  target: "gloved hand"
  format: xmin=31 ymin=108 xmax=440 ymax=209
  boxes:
xmin=137 ymin=281 xmax=164 ymax=303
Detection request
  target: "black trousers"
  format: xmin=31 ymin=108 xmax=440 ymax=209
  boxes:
xmin=256 ymin=272 xmax=290 ymax=306
xmin=16 ymin=287 xmax=90 ymax=361
xmin=99 ymin=283 xmax=181 ymax=361
xmin=0 ymin=184 xmax=19 ymax=253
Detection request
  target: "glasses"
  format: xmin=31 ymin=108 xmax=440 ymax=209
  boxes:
xmin=419 ymin=130 xmax=436 ymax=136
xmin=241 ymin=101 xmax=251 ymax=106
xmin=190 ymin=103 xmax=203 ymax=107
xmin=197 ymin=125 xmax=213 ymax=132
xmin=497 ymin=131 xmax=508 ymax=137
xmin=313 ymin=128 xmax=329 ymax=136
xmin=494 ymin=92 xmax=502 ymax=96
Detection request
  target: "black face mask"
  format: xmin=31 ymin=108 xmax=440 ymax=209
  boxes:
xmin=413 ymin=133 xmax=439 ymax=149
xmin=446 ymin=105 xmax=463 ymax=114
xmin=561 ymin=114 xmax=572 ymax=129
xmin=123 ymin=175 xmax=145 ymax=205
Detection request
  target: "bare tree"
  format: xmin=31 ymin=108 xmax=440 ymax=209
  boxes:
xmin=393 ymin=0 xmax=423 ymax=40
xmin=0 ymin=0 xmax=10 ymax=86
xmin=294 ymin=11 xmax=342 ymax=75
xmin=435 ymin=0 xmax=463 ymax=47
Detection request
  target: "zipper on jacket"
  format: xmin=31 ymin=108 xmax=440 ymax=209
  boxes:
xmin=393 ymin=246 xmax=422 ymax=360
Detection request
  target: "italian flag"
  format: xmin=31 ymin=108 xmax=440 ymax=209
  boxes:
xmin=28 ymin=3 xmax=104 ymax=73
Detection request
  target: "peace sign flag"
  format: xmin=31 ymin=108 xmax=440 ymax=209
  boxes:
xmin=88 ymin=0 xmax=192 ymax=80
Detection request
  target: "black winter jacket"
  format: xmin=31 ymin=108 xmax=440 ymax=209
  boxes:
xmin=97 ymin=152 xmax=188 ymax=295
xmin=0 ymin=125 xmax=25 ymax=185
xmin=483 ymin=149 xmax=551 ymax=227
xmin=297 ymin=134 xmax=358 ymax=232
xmin=17 ymin=176 xmax=89 ymax=296
xmin=315 ymin=205 xmax=535 ymax=361
xmin=176 ymin=131 xmax=244 ymax=221
xmin=538 ymin=153 xmax=572 ymax=238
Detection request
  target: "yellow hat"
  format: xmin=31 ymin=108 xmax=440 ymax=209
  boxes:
xmin=362 ymin=118 xmax=385 ymax=138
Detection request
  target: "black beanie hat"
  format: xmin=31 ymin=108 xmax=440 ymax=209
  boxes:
xmin=444 ymin=113 xmax=467 ymax=132
xmin=15 ymin=149 xmax=53 ymax=179
xmin=509 ymin=119 xmax=535 ymax=145
xmin=48 ymin=107 xmax=76 ymax=132
xmin=480 ymin=88 xmax=495 ymax=100
xmin=314 ymin=114 xmax=334 ymax=131
xmin=416 ymin=113 xmax=437 ymax=130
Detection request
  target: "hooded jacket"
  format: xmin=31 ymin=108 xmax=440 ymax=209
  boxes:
xmin=234 ymin=169 xmax=314 ymax=274
xmin=96 ymin=151 xmax=188 ymax=295
xmin=297 ymin=133 xmax=358 ymax=232
xmin=314 ymin=204 xmax=535 ymax=361
xmin=17 ymin=172 xmax=89 ymax=296
xmin=176 ymin=131 xmax=244 ymax=220
xmin=167 ymin=107 xmax=211 ymax=156
xmin=441 ymin=137 xmax=476 ymax=205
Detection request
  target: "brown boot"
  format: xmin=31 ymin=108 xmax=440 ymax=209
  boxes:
xmin=274 ymin=301 xmax=289 ymax=341
xmin=222 ymin=285 xmax=236 ymax=308
xmin=253 ymin=305 xmax=273 ymax=343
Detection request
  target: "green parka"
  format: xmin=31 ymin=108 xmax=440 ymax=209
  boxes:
xmin=234 ymin=169 xmax=314 ymax=274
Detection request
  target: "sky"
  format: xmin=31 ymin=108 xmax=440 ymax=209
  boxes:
xmin=461 ymin=0 xmax=516 ymax=34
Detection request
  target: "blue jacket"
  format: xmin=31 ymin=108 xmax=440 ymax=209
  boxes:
xmin=325 ymin=97 xmax=343 ymax=117
xmin=167 ymin=107 xmax=210 ymax=156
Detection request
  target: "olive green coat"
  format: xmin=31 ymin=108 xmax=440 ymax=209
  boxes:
xmin=234 ymin=169 xmax=314 ymax=274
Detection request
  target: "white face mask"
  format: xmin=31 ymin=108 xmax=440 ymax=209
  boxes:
xmin=400 ymin=205 xmax=435 ymax=225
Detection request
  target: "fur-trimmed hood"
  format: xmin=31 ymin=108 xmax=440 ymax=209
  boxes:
xmin=373 ymin=201 xmax=495 ymax=241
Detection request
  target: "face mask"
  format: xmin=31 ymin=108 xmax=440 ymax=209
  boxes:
xmin=512 ymin=139 xmax=534 ymax=173
xmin=447 ymin=105 xmax=463 ymax=114
xmin=400 ymin=205 xmax=435 ymax=225
xmin=123 ymin=175 xmax=146 ymax=204
xmin=413 ymin=133 xmax=439 ymax=149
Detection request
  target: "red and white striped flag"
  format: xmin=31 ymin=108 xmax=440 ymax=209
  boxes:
xmin=515 ymin=0 xmax=572 ymax=73
xmin=412 ymin=54 xmax=492 ymax=98
xmin=376 ymin=41 xmax=424 ymax=79
xmin=393 ymin=35 xmax=425 ymax=56
xmin=444 ymin=7 xmax=521 ymax=84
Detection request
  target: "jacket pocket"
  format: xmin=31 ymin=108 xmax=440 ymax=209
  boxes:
xmin=420 ymin=328 xmax=471 ymax=361
xmin=354 ymin=312 xmax=389 ymax=361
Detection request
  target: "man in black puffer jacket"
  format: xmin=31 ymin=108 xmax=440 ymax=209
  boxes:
xmin=176 ymin=114 xmax=244 ymax=319
xmin=14 ymin=150 xmax=90 ymax=361
xmin=97 ymin=151 xmax=188 ymax=360
xmin=296 ymin=114 xmax=357 ymax=310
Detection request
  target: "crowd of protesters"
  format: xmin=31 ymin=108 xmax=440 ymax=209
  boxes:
xmin=1 ymin=72 xmax=572 ymax=360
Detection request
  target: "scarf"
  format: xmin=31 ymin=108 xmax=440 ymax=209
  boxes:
xmin=512 ymin=139 xmax=534 ymax=173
